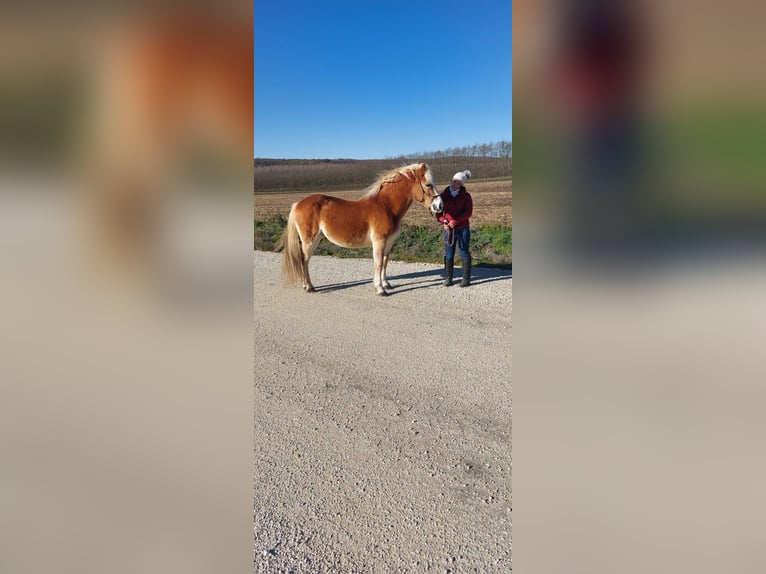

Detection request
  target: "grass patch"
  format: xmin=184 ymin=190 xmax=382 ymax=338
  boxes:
xmin=255 ymin=214 xmax=511 ymax=265
xmin=471 ymin=224 xmax=513 ymax=266
xmin=254 ymin=214 xmax=287 ymax=251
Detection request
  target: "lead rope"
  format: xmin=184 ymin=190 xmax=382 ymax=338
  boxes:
xmin=444 ymin=226 xmax=455 ymax=247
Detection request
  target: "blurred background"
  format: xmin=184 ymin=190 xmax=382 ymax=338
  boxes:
xmin=1 ymin=2 xmax=253 ymax=573
xmin=3 ymin=0 xmax=766 ymax=572
xmin=514 ymin=1 xmax=766 ymax=573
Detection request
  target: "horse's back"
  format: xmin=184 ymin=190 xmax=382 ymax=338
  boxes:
xmin=297 ymin=193 xmax=360 ymax=208
xmin=295 ymin=194 xmax=372 ymax=218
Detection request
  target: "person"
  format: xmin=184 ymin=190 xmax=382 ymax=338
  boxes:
xmin=436 ymin=170 xmax=473 ymax=287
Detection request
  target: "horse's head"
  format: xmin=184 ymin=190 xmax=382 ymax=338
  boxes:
xmin=430 ymin=193 xmax=444 ymax=215
xmin=407 ymin=163 xmax=442 ymax=213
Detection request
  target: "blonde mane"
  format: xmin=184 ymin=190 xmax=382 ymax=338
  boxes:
xmin=362 ymin=163 xmax=423 ymax=198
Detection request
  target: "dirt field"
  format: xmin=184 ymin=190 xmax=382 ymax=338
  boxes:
xmin=254 ymin=180 xmax=512 ymax=227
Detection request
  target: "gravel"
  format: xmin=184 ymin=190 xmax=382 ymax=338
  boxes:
xmin=254 ymin=251 xmax=512 ymax=573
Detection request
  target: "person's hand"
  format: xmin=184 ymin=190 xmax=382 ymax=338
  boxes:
xmin=448 ymin=220 xmax=456 ymax=229
xmin=443 ymin=222 xmax=450 ymax=230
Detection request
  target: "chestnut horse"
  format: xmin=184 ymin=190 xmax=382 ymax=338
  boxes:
xmin=281 ymin=163 xmax=443 ymax=296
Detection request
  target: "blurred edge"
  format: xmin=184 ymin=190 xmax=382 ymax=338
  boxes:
xmin=515 ymin=1 xmax=766 ymax=574
xmin=1 ymin=3 xmax=254 ymax=574
xmin=5 ymin=1 xmax=766 ymax=573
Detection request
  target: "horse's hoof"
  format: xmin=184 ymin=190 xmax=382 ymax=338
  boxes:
xmin=304 ymin=285 xmax=315 ymax=293
xmin=376 ymin=289 xmax=389 ymax=297
xmin=383 ymin=282 xmax=393 ymax=290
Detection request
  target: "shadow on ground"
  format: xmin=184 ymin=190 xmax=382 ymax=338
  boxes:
xmin=314 ymin=265 xmax=511 ymax=295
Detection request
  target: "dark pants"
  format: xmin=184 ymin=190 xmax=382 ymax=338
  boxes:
xmin=444 ymin=227 xmax=470 ymax=262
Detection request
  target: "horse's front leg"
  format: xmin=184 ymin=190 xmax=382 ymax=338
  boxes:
xmin=381 ymin=232 xmax=402 ymax=290
xmin=381 ymin=251 xmax=393 ymax=290
xmin=371 ymin=240 xmax=387 ymax=296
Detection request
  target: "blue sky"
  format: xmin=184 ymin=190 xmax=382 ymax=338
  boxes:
xmin=254 ymin=0 xmax=512 ymax=159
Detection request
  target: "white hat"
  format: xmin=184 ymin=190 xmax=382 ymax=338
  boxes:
xmin=452 ymin=170 xmax=472 ymax=183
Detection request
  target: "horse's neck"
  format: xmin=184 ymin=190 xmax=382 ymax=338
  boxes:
xmin=376 ymin=185 xmax=413 ymax=218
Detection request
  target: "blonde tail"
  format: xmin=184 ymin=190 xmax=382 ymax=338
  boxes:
xmin=281 ymin=204 xmax=303 ymax=285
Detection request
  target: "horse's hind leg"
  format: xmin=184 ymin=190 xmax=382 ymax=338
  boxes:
xmin=300 ymin=233 xmax=322 ymax=292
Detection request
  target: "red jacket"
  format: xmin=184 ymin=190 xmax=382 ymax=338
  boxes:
xmin=436 ymin=186 xmax=473 ymax=230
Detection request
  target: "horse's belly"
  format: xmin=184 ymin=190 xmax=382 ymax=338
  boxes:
xmin=322 ymin=226 xmax=372 ymax=249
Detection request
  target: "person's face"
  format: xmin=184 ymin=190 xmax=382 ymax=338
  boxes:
xmin=452 ymin=179 xmax=462 ymax=188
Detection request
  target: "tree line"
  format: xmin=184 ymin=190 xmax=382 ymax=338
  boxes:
xmin=255 ymin=142 xmax=512 ymax=193
xmin=393 ymin=140 xmax=512 ymax=160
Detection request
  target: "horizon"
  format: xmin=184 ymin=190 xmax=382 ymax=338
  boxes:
xmin=254 ymin=142 xmax=513 ymax=162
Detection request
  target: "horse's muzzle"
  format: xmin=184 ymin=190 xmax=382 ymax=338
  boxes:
xmin=430 ymin=196 xmax=443 ymax=215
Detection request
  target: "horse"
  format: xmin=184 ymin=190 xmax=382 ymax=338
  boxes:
xmin=281 ymin=163 xmax=444 ymax=296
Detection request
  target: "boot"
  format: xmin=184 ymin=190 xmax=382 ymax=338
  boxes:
xmin=459 ymin=255 xmax=471 ymax=287
xmin=443 ymin=257 xmax=454 ymax=286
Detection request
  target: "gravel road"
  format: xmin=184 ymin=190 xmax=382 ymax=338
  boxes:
xmin=254 ymin=251 xmax=512 ymax=573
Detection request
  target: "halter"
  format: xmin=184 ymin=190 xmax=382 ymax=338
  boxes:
xmin=418 ymin=177 xmax=437 ymax=201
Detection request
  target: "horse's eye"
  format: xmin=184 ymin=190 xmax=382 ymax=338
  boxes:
xmin=425 ymin=183 xmax=433 ymax=188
